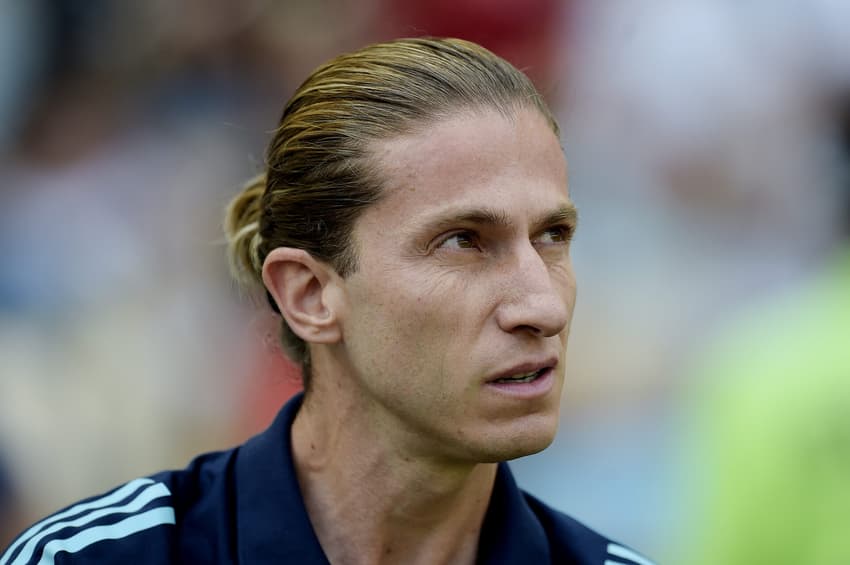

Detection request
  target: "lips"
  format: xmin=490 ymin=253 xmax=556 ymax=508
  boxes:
xmin=492 ymin=368 xmax=547 ymax=384
xmin=486 ymin=358 xmax=558 ymax=384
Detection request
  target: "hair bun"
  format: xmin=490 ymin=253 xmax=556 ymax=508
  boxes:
xmin=224 ymin=173 xmax=266 ymax=288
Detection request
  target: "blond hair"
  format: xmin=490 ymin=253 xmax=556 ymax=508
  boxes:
xmin=224 ymin=37 xmax=559 ymax=385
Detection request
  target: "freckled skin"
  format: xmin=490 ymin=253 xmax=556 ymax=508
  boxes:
xmin=332 ymin=107 xmax=577 ymax=465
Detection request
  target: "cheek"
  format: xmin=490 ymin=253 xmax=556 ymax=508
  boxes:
xmin=339 ymin=280 xmax=474 ymax=422
xmin=564 ymin=276 xmax=577 ymax=312
xmin=344 ymin=268 xmax=476 ymax=371
xmin=346 ymin=274 xmax=434 ymax=347
xmin=556 ymin=261 xmax=577 ymax=301
xmin=560 ymin=269 xmax=578 ymax=344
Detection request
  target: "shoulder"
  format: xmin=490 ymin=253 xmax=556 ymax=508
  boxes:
xmin=0 ymin=477 xmax=177 ymax=565
xmin=522 ymin=492 xmax=656 ymax=565
xmin=1 ymin=449 xmax=237 ymax=565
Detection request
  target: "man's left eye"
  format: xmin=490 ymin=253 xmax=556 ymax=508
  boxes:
xmin=535 ymin=226 xmax=571 ymax=245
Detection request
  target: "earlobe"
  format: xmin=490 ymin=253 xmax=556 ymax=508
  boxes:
xmin=262 ymin=248 xmax=342 ymax=344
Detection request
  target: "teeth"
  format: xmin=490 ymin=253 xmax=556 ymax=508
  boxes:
xmin=495 ymin=369 xmax=542 ymax=383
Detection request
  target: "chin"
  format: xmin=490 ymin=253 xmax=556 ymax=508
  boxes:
xmin=471 ymin=416 xmax=560 ymax=463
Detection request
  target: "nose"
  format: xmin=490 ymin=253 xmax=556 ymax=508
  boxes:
xmin=494 ymin=243 xmax=573 ymax=338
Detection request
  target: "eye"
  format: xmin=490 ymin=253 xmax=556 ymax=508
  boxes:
xmin=534 ymin=225 xmax=573 ymax=245
xmin=437 ymin=230 xmax=482 ymax=251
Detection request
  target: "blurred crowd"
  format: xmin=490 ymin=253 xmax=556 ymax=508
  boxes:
xmin=1 ymin=1 xmax=849 ymax=561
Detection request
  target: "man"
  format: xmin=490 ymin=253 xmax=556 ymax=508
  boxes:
xmin=2 ymin=38 xmax=654 ymax=564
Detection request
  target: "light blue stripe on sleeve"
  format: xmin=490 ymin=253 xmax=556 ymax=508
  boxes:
xmin=11 ymin=483 xmax=171 ymax=565
xmin=607 ymin=543 xmax=656 ymax=565
xmin=0 ymin=478 xmax=154 ymax=565
xmin=34 ymin=507 xmax=176 ymax=565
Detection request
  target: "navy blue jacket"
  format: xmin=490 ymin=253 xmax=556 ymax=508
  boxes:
xmin=2 ymin=394 xmax=655 ymax=564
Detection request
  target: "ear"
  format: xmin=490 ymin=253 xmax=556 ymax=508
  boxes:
xmin=262 ymin=247 xmax=343 ymax=345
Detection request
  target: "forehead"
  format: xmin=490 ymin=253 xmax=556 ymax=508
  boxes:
xmin=361 ymin=108 xmax=570 ymax=231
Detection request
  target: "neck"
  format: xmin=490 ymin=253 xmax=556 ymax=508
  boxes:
xmin=291 ymin=363 xmax=497 ymax=565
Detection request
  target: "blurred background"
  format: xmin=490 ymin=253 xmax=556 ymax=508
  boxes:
xmin=2 ymin=1 xmax=849 ymax=562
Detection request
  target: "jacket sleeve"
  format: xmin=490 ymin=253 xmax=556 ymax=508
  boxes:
xmin=1 ymin=477 xmax=176 ymax=565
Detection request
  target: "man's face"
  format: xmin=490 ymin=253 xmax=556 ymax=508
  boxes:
xmin=334 ymin=107 xmax=577 ymax=464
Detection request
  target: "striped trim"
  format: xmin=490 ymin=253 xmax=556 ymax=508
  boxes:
xmin=10 ymin=482 xmax=172 ymax=565
xmin=34 ymin=507 xmax=176 ymax=565
xmin=607 ymin=543 xmax=656 ymax=565
xmin=1 ymin=478 xmax=155 ymax=565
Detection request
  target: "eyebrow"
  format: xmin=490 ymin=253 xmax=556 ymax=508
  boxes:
xmin=535 ymin=204 xmax=579 ymax=232
xmin=421 ymin=203 xmax=579 ymax=235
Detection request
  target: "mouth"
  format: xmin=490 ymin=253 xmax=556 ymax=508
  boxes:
xmin=491 ymin=367 xmax=548 ymax=384
xmin=484 ymin=359 xmax=558 ymax=399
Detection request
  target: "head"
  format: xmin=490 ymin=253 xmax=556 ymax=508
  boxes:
xmin=225 ymin=37 xmax=575 ymax=462
xmin=225 ymin=37 xmax=559 ymax=382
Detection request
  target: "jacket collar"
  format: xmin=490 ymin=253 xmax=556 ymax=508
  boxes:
xmin=235 ymin=392 xmax=550 ymax=564
xmin=235 ymin=392 xmax=329 ymax=563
